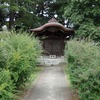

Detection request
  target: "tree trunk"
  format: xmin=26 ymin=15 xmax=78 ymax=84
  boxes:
xmin=9 ymin=11 xmax=15 ymax=29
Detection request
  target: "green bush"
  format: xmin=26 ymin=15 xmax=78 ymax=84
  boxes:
xmin=0 ymin=70 xmax=15 ymax=100
xmin=65 ymin=39 xmax=100 ymax=100
xmin=0 ymin=31 xmax=42 ymax=99
xmin=0 ymin=32 xmax=10 ymax=40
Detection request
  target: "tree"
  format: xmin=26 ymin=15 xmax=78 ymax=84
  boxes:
xmin=0 ymin=0 xmax=68 ymax=30
xmin=64 ymin=0 xmax=100 ymax=41
xmin=0 ymin=3 xmax=8 ymax=29
xmin=0 ymin=9 xmax=4 ymax=30
xmin=0 ymin=0 xmax=35 ymax=29
xmin=32 ymin=0 xmax=67 ymax=26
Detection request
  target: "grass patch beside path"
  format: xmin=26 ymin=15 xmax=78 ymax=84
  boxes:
xmin=14 ymin=66 xmax=42 ymax=100
xmin=64 ymin=66 xmax=71 ymax=87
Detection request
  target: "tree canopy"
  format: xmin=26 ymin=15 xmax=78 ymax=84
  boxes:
xmin=64 ymin=0 xmax=100 ymax=41
xmin=0 ymin=0 xmax=100 ymax=40
xmin=0 ymin=0 xmax=66 ymax=29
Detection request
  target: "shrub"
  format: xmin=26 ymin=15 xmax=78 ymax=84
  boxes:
xmin=65 ymin=39 xmax=100 ymax=100
xmin=0 ymin=32 xmax=10 ymax=40
xmin=0 ymin=31 xmax=42 ymax=99
xmin=0 ymin=70 xmax=15 ymax=100
xmin=4 ymin=32 xmax=41 ymax=87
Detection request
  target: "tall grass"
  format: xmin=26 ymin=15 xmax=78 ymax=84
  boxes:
xmin=0 ymin=31 xmax=42 ymax=100
xmin=65 ymin=39 xmax=100 ymax=100
xmin=0 ymin=31 xmax=10 ymax=40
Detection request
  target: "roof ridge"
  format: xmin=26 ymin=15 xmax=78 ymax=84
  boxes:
xmin=48 ymin=18 xmax=58 ymax=23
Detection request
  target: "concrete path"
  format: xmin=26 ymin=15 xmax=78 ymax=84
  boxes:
xmin=24 ymin=65 xmax=73 ymax=100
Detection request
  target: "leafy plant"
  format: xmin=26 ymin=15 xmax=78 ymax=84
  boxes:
xmin=0 ymin=70 xmax=15 ymax=100
xmin=65 ymin=39 xmax=100 ymax=100
xmin=0 ymin=31 xmax=42 ymax=99
xmin=64 ymin=0 xmax=100 ymax=41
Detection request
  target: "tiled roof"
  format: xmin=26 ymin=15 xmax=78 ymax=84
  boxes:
xmin=30 ymin=18 xmax=74 ymax=34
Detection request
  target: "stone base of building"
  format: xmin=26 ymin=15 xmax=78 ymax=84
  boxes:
xmin=38 ymin=56 xmax=66 ymax=66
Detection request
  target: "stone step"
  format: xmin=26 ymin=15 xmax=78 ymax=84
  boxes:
xmin=37 ymin=56 xmax=66 ymax=66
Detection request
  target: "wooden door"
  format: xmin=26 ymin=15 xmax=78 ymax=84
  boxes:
xmin=43 ymin=39 xmax=64 ymax=56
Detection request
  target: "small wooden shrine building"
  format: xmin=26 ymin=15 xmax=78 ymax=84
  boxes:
xmin=30 ymin=18 xmax=74 ymax=57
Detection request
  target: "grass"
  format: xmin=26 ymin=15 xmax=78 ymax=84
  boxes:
xmin=14 ymin=66 xmax=42 ymax=100
xmin=64 ymin=66 xmax=71 ymax=87
xmin=0 ymin=31 xmax=10 ymax=40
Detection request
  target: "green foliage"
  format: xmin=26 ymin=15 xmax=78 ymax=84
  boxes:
xmin=0 ymin=32 xmax=10 ymax=40
xmin=0 ymin=0 xmax=67 ymax=29
xmin=0 ymin=31 xmax=42 ymax=99
xmin=76 ymin=22 xmax=100 ymax=41
xmin=0 ymin=70 xmax=15 ymax=100
xmin=64 ymin=0 xmax=100 ymax=41
xmin=65 ymin=39 xmax=100 ymax=100
xmin=0 ymin=0 xmax=35 ymax=29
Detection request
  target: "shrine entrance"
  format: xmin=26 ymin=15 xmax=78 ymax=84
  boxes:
xmin=43 ymin=38 xmax=65 ymax=56
xmin=30 ymin=18 xmax=74 ymax=57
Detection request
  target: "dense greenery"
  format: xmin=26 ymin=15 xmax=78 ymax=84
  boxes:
xmin=65 ymin=39 xmax=100 ymax=100
xmin=0 ymin=0 xmax=66 ymax=30
xmin=0 ymin=0 xmax=99 ymax=41
xmin=0 ymin=1 xmax=99 ymax=99
xmin=0 ymin=32 xmax=42 ymax=100
xmin=0 ymin=0 xmax=35 ymax=29
xmin=64 ymin=0 xmax=100 ymax=41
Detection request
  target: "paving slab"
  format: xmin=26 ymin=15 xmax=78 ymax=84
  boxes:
xmin=24 ymin=65 xmax=73 ymax=100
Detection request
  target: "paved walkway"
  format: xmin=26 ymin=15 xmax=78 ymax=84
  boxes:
xmin=24 ymin=65 xmax=73 ymax=100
